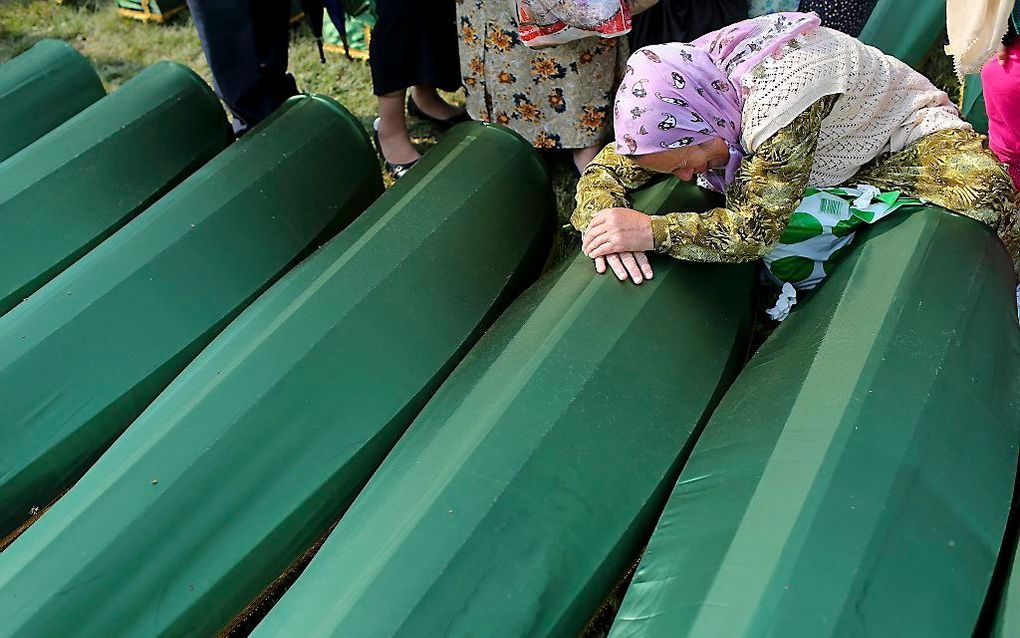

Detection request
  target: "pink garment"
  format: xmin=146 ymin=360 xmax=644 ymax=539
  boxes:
xmin=613 ymin=12 xmax=820 ymax=190
xmin=981 ymin=40 xmax=1020 ymax=189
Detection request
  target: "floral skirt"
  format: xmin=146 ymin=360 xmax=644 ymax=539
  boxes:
xmin=456 ymin=0 xmax=627 ymax=149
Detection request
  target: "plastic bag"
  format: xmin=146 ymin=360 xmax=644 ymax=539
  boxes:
xmin=516 ymin=0 xmax=631 ymax=48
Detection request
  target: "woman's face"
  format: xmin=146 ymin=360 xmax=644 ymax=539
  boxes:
xmin=632 ymin=137 xmax=730 ymax=182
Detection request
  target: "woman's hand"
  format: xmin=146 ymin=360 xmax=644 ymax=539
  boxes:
xmin=593 ymin=251 xmax=654 ymax=284
xmin=582 ymin=208 xmax=655 ymax=258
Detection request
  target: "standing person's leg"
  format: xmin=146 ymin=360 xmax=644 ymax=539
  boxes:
xmin=573 ymin=145 xmax=602 ymax=172
xmin=250 ymin=0 xmax=298 ymax=116
xmin=187 ymin=0 xmax=294 ymax=134
xmin=370 ymin=0 xmax=464 ymax=171
xmin=375 ymin=89 xmax=418 ymax=166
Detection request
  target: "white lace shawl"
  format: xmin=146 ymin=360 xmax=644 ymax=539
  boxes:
xmin=739 ymin=27 xmax=969 ymax=187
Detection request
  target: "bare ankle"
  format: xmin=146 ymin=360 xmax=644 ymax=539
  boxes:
xmin=410 ymin=86 xmax=463 ymax=120
xmin=375 ymin=117 xmax=420 ymax=165
xmin=573 ymin=145 xmax=601 ymax=172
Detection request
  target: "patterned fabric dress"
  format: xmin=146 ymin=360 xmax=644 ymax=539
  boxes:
xmin=456 ymin=0 xmax=627 ymax=149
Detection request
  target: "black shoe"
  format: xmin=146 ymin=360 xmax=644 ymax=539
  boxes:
xmin=372 ymin=118 xmax=418 ymax=180
xmin=407 ymin=94 xmax=471 ymax=131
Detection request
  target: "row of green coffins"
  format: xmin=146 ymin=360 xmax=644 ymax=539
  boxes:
xmin=606 ymin=209 xmax=1020 ymax=637
xmin=0 ymin=59 xmax=231 ymax=319
xmin=1 ymin=46 xmax=1019 ymax=638
xmin=0 ymin=118 xmax=555 ymax=634
xmin=233 ymin=210 xmax=1020 ymax=636
xmin=3 ymin=167 xmax=1018 ymax=638
xmin=0 ymin=90 xmax=381 ymax=540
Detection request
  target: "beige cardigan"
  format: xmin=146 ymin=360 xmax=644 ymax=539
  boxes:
xmin=739 ymin=27 xmax=967 ymax=187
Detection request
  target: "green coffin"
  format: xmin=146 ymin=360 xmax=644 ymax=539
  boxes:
xmin=249 ymin=179 xmax=755 ymax=638
xmin=0 ymin=94 xmax=382 ymax=540
xmin=0 ymin=122 xmax=553 ymax=637
xmin=0 ymin=61 xmax=231 ymax=316
xmin=609 ymin=208 xmax=1020 ymax=637
xmin=991 ymin=528 xmax=1020 ymax=637
xmin=0 ymin=39 xmax=105 ymax=163
xmin=858 ymin=0 xmax=946 ymax=68
xmin=962 ymin=74 xmax=989 ymax=136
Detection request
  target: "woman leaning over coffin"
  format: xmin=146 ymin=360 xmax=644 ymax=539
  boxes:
xmin=572 ymin=12 xmax=1020 ymax=291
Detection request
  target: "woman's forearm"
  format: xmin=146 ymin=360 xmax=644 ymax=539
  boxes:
xmin=652 ymin=94 xmax=839 ymax=262
xmin=572 ymin=144 xmax=657 ymax=232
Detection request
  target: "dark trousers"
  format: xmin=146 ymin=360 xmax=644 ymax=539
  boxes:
xmin=187 ymin=0 xmax=298 ymax=134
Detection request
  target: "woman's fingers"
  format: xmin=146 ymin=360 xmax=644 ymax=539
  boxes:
xmin=606 ymin=253 xmax=628 ymax=281
xmin=583 ymin=223 xmax=603 ymax=254
xmin=582 ymin=216 xmax=607 ymax=251
xmin=619 ymin=252 xmax=644 ymax=284
xmin=585 ymin=233 xmax=617 ymax=258
xmin=593 ymin=251 xmax=651 ymax=284
xmin=634 ymin=252 xmax=654 ymax=279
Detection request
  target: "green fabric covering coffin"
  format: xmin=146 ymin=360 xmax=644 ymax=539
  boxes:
xmin=961 ymin=74 xmax=989 ymax=136
xmin=609 ymin=208 xmax=1020 ymax=638
xmin=0 ymin=94 xmax=382 ymax=540
xmin=858 ymin=0 xmax=946 ymax=68
xmin=0 ymin=122 xmax=552 ymax=638
xmin=250 ymin=180 xmax=755 ymax=638
xmin=0 ymin=39 xmax=105 ymax=163
xmin=0 ymin=61 xmax=230 ymax=316
xmin=990 ymin=525 xmax=1020 ymax=637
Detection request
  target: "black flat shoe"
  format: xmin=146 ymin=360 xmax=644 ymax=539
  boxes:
xmin=372 ymin=118 xmax=418 ymax=180
xmin=407 ymin=94 xmax=471 ymax=131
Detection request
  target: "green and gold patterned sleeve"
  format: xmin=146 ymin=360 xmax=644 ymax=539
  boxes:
xmin=651 ymin=94 xmax=838 ymax=263
xmin=852 ymin=127 xmax=1020 ymax=275
xmin=571 ymin=143 xmax=658 ymax=232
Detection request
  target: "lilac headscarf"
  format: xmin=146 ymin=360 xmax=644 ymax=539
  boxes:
xmin=614 ymin=12 xmax=821 ymax=190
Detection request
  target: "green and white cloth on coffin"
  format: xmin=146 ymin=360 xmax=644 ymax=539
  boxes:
xmin=762 ymin=185 xmax=920 ymax=320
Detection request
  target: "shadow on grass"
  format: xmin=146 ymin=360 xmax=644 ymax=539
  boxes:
xmin=84 ymin=55 xmax=149 ymax=86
